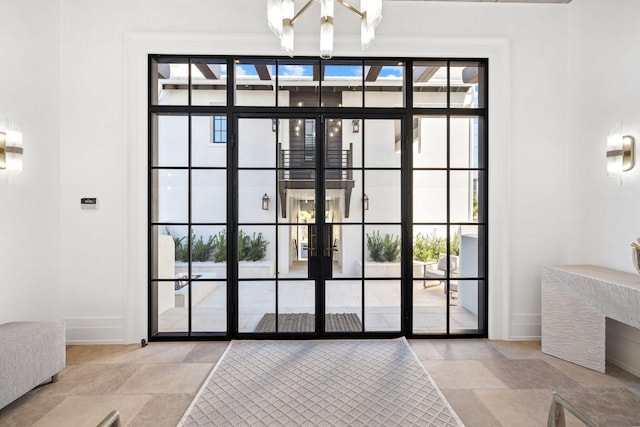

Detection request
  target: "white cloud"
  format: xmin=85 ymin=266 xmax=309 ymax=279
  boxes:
xmin=280 ymin=65 xmax=307 ymax=76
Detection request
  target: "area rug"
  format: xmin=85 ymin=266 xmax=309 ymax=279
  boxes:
xmin=178 ymin=339 xmax=463 ymax=426
xmin=254 ymin=313 xmax=362 ymax=333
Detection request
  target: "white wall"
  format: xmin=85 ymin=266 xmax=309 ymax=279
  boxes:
xmin=0 ymin=0 xmax=61 ymax=324
xmin=567 ymin=0 xmax=640 ymax=375
xmin=3 ymin=0 xmax=634 ymax=353
xmin=52 ymin=0 xmax=572 ymax=342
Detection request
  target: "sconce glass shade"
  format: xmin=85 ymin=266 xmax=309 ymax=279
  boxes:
xmin=0 ymin=131 xmax=24 ymax=171
xmin=362 ymin=0 xmax=382 ymax=27
xmin=319 ymin=18 xmax=334 ymax=59
xmin=267 ymin=0 xmax=283 ymax=37
xmin=280 ymin=0 xmax=295 ymax=57
xmin=281 ymin=21 xmax=294 ymax=57
xmin=320 ymin=0 xmax=335 ymax=59
xmin=363 ymin=193 xmax=369 ymax=210
xmin=606 ymin=134 xmax=634 ymax=177
xmin=360 ymin=16 xmax=375 ymax=50
xmin=262 ymin=193 xmax=270 ymax=210
xmin=352 ymin=119 xmax=360 ymax=133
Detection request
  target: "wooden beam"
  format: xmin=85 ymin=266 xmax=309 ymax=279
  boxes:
xmin=414 ymin=66 xmax=439 ymax=83
xmin=313 ymin=64 xmax=322 ymax=81
xmin=365 ymin=65 xmax=382 ymax=82
xmin=157 ymin=63 xmax=170 ymax=79
xmin=254 ymin=64 xmax=272 ymax=81
xmin=194 ymin=63 xmax=220 ymax=80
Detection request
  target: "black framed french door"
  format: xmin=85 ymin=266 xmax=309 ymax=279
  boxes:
xmin=148 ymin=55 xmax=488 ymax=341
xmin=235 ymin=115 xmax=403 ymax=338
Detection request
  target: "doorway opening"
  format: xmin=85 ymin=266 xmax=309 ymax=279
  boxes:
xmin=148 ymin=56 xmax=488 ymax=340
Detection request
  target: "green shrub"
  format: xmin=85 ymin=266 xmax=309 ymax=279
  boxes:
xmin=173 ymin=235 xmax=189 ymax=262
xmin=171 ymin=228 xmax=268 ymax=263
xmin=192 ymin=233 xmax=215 ymax=262
xmin=171 ymin=230 xmax=216 ymax=262
xmin=211 ymin=229 xmax=227 ymax=262
xmin=413 ymin=229 xmax=460 ymax=262
xmin=367 ymin=230 xmax=400 ymax=262
xmin=450 ymin=231 xmax=460 ymax=257
xmin=238 ymin=230 xmax=268 ymax=261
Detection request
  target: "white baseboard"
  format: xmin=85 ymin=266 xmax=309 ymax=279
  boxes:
xmin=64 ymin=317 xmax=126 ymax=345
xmin=510 ymin=313 xmax=541 ymax=340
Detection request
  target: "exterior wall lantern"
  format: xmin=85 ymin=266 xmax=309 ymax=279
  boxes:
xmin=363 ymin=193 xmax=369 ymax=210
xmin=352 ymin=119 xmax=360 ymax=133
xmin=262 ymin=193 xmax=271 ymax=210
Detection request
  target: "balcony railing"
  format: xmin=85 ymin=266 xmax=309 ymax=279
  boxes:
xmin=278 ymin=143 xmax=353 ymax=180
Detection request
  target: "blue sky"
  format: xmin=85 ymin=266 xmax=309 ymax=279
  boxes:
xmin=233 ymin=63 xmax=403 ymax=79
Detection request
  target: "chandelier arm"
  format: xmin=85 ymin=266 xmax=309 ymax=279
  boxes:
xmin=336 ymin=0 xmax=364 ymax=18
xmin=291 ymin=0 xmax=317 ymax=24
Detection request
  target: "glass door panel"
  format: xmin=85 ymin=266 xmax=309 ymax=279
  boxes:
xmin=365 ymin=280 xmax=401 ymax=332
xmin=323 ymin=116 xmax=362 ymax=333
xmin=412 ymin=279 xmax=447 ymax=334
xmin=325 ymin=280 xmax=363 ymax=333
xmin=278 ymin=281 xmax=316 ymax=333
xmin=451 ymin=280 xmax=480 ymax=332
xmin=238 ymin=117 xmax=317 ymax=334
xmin=412 ymin=225 xmax=449 ymax=334
xmin=323 ymin=118 xmax=403 ymax=334
xmin=364 ymin=170 xmax=401 ymax=223
xmin=239 ymin=281 xmax=275 ymax=333
xmin=192 ymin=280 xmax=226 ymax=333
xmin=331 ymin=224 xmax=362 ymax=278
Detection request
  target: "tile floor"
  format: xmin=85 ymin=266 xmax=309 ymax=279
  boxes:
xmin=1 ymin=340 xmax=639 ymax=426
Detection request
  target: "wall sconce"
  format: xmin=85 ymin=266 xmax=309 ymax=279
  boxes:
xmin=352 ymin=119 xmax=360 ymax=133
xmin=363 ymin=193 xmax=369 ymax=210
xmin=262 ymin=193 xmax=270 ymax=210
xmin=0 ymin=130 xmax=24 ymax=171
xmin=272 ymin=119 xmax=277 ymax=132
xmin=606 ymin=133 xmax=635 ymax=180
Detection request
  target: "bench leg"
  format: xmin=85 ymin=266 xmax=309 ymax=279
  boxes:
xmin=51 ymin=373 xmax=59 ymax=383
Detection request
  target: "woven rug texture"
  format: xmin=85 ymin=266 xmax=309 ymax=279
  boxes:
xmin=254 ymin=313 xmax=363 ymax=333
xmin=179 ymin=339 xmax=463 ymax=426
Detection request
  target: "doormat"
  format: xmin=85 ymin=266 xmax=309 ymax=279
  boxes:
xmin=254 ymin=312 xmax=362 ymax=333
xmin=178 ymin=339 xmax=463 ymax=426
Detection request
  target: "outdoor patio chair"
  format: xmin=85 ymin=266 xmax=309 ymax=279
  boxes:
xmin=422 ymin=254 xmax=459 ymax=283
xmin=422 ymin=254 xmax=460 ymax=302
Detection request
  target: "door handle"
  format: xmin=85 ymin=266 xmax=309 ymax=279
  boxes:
xmin=308 ymin=225 xmax=317 ymax=257
xmin=322 ymin=225 xmax=333 ymax=257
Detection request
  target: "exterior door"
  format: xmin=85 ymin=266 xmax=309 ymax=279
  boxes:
xmin=235 ymin=116 xmax=403 ymax=336
xmin=149 ymin=55 xmax=488 ymax=341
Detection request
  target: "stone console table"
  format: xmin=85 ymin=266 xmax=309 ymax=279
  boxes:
xmin=541 ymin=265 xmax=640 ymax=373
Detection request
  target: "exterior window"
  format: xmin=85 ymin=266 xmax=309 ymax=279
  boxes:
xmin=213 ymin=115 xmax=227 ymax=144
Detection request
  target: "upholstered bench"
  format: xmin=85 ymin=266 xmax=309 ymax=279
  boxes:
xmin=0 ymin=321 xmax=66 ymax=409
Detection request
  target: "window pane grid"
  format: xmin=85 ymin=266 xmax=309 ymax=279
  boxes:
xmin=149 ymin=55 xmax=487 ymax=339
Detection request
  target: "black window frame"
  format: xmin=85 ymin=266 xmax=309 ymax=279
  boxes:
xmin=147 ymin=54 xmax=489 ymax=341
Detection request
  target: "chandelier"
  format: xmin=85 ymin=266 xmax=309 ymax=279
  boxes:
xmin=267 ymin=0 xmax=382 ymax=59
